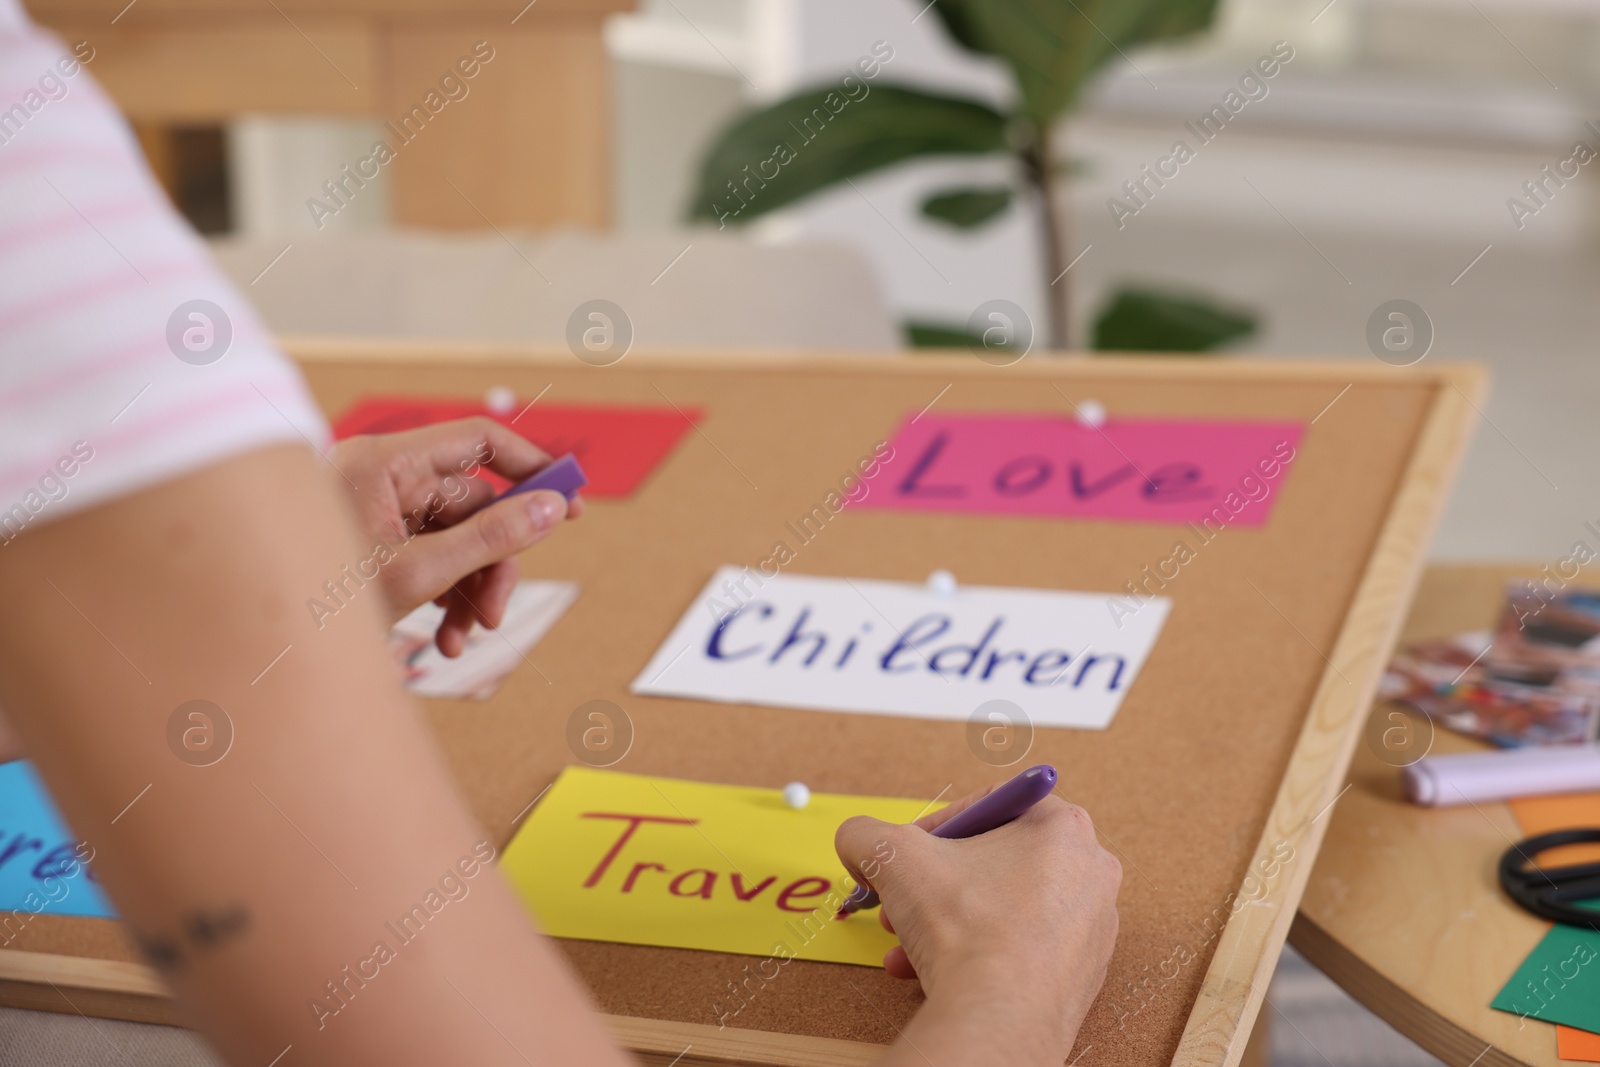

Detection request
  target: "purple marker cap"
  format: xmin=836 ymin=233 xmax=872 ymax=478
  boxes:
xmin=492 ymin=453 xmax=587 ymax=503
xmin=837 ymin=764 xmax=1058 ymax=916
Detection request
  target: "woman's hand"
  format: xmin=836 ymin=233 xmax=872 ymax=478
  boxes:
xmin=837 ymin=785 xmax=1122 ymax=1066
xmin=330 ymin=417 xmax=582 ymax=656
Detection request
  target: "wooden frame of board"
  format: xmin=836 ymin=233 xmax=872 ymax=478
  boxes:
xmin=0 ymin=347 xmax=1484 ymax=1067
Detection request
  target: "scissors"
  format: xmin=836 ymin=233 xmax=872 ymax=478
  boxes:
xmin=1499 ymin=829 xmax=1600 ymax=928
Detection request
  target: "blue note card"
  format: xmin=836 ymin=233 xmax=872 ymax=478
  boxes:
xmin=0 ymin=761 xmax=114 ymax=919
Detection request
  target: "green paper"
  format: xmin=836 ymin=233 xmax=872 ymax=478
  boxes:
xmin=1491 ymin=921 xmax=1600 ymax=1031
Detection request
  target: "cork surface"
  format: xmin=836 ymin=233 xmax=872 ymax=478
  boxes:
xmin=8 ymin=354 xmax=1438 ymax=1066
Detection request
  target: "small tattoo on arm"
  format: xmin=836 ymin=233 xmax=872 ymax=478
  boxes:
xmin=134 ymin=905 xmax=251 ymax=972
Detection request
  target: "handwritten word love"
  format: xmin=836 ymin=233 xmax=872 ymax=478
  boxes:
xmin=859 ymin=413 xmax=1303 ymax=526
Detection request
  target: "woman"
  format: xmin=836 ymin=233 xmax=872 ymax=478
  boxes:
xmin=0 ymin=4 xmax=1120 ymax=1063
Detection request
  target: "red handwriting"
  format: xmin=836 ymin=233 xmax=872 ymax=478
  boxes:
xmin=731 ymin=874 xmax=775 ymax=901
xmin=580 ymin=811 xmax=837 ymax=913
xmin=580 ymin=813 xmax=697 ymax=887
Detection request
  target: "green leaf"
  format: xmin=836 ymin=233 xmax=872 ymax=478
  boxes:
xmin=687 ymin=85 xmax=1008 ymax=225
xmin=920 ymin=186 xmax=1013 ymax=229
xmin=904 ymin=320 xmax=985 ymax=348
xmin=1091 ymin=286 xmax=1256 ymax=352
xmin=926 ymin=0 xmax=1222 ymax=125
xmin=927 ymin=4 xmax=987 ymax=53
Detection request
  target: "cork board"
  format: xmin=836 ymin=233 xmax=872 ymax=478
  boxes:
xmin=0 ymin=348 xmax=1482 ymax=1067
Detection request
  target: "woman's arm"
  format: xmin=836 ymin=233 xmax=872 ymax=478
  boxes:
xmin=0 ymin=443 xmax=631 ymax=1066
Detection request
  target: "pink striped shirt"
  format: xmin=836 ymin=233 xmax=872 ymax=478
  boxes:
xmin=0 ymin=0 xmax=329 ymax=542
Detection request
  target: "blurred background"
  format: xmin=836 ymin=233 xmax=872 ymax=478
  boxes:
xmin=81 ymin=0 xmax=1600 ymax=571
xmin=28 ymin=0 xmax=1596 ymax=1064
xmin=58 ymin=0 xmax=1594 ymax=569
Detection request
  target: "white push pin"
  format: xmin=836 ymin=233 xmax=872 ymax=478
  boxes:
xmin=783 ymin=782 xmax=811 ymax=810
xmin=484 ymin=385 xmax=516 ymax=415
xmin=927 ymin=569 xmax=957 ymax=598
xmin=1076 ymin=398 xmax=1107 ymax=428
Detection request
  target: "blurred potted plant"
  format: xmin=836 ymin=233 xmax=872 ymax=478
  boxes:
xmin=687 ymin=0 xmax=1256 ymax=355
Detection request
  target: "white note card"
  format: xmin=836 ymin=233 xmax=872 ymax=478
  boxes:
xmin=391 ymin=580 xmax=579 ymax=699
xmin=631 ymin=567 xmax=1170 ymax=730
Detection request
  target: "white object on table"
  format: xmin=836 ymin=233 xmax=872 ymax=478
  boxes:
xmin=1402 ymin=742 xmax=1600 ymax=806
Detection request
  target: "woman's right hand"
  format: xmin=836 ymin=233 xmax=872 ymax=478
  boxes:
xmin=835 ymin=785 xmax=1122 ymax=1063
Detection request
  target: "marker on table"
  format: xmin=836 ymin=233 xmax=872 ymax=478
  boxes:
xmin=492 ymin=453 xmax=588 ymax=503
xmin=837 ymin=763 xmax=1058 ymax=917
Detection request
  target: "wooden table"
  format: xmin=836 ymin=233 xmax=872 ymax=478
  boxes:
xmin=27 ymin=0 xmax=632 ymax=229
xmin=1293 ymin=563 xmax=1568 ymax=1067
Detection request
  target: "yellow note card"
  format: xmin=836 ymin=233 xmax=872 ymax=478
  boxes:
xmin=500 ymin=766 xmax=934 ymax=967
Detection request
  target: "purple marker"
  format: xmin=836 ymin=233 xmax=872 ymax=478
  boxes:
xmin=492 ymin=453 xmax=587 ymax=504
xmin=837 ymin=764 xmax=1058 ymax=917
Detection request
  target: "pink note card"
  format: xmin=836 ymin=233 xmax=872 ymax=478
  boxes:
xmin=859 ymin=413 xmax=1304 ymax=526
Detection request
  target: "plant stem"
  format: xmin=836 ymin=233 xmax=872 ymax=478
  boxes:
xmin=1028 ymin=126 xmax=1072 ymax=353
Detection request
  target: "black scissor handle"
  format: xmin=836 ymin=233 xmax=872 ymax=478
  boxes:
xmin=1499 ymin=828 xmax=1600 ymax=929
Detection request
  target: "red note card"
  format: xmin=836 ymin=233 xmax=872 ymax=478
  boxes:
xmin=331 ymin=396 xmax=698 ymax=498
xmin=858 ymin=413 xmax=1304 ymax=526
